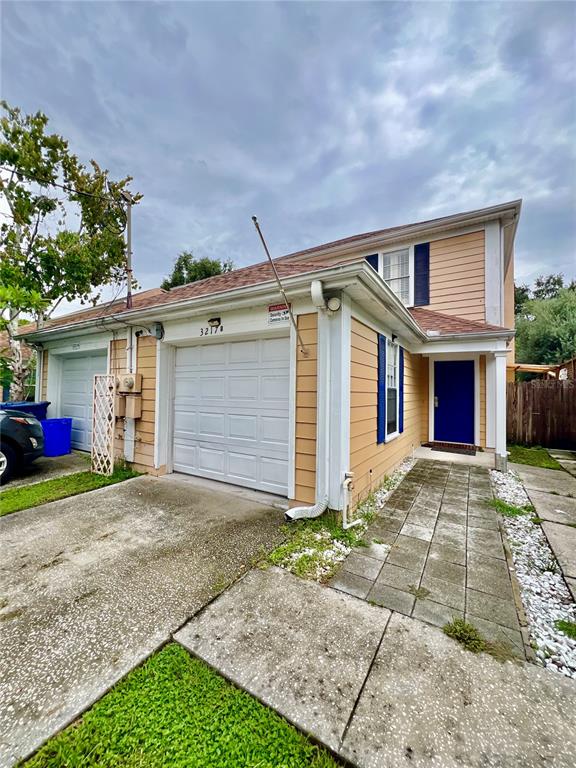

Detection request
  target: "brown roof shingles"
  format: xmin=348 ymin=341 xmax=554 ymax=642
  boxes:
xmin=409 ymin=307 xmax=510 ymax=336
xmin=16 ymin=263 xmax=324 ymax=335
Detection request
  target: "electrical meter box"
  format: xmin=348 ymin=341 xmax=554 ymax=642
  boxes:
xmin=117 ymin=372 xmax=142 ymax=394
xmin=125 ymin=395 xmax=142 ymax=419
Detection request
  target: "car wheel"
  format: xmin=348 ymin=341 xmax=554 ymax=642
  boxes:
xmin=0 ymin=444 xmax=16 ymax=485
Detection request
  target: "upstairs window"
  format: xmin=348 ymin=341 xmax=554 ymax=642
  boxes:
xmin=365 ymin=248 xmax=412 ymax=305
xmin=382 ymin=249 xmax=410 ymax=304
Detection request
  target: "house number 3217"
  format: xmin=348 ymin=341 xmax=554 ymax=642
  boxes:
xmin=199 ymin=325 xmax=224 ymax=336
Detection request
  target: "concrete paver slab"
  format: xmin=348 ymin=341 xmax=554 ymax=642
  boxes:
xmin=528 ymin=489 xmax=576 ymax=525
xmin=566 ymin=577 xmax=576 ymax=601
xmin=0 ymin=476 xmax=285 ymax=767
xmin=340 ymin=613 xmax=576 ymax=768
xmin=368 ymin=583 xmax=415 ymax=615
xmin=510 ymin=463 xmax=576 ymax=497
xmin=466 ymin=588 xmax=520 ymax=630
xmin=175 ymin=567 xmax=390 ymax=753
xmin=412 ymin=598 xmax=463 ymax=628
xmin=542 ymin=521 xmax=576 ymax=579
xmin=342 ymin=552 xmax=383 ymax=581
xmin=329 ymin=569 xmax=373 ymax=599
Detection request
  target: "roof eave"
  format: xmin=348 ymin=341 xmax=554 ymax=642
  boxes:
xmin=280 ymin=200 xmax=523 ymax=264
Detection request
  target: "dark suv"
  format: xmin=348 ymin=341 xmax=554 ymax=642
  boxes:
xmin=0 ymin=409 xmax=44 ymax=484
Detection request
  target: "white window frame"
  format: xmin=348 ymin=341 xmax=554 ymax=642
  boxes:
xmin=385 ymin=337 xmax=400 ymax=441
xmin=367 ymin=246 xmax=415 ymax=307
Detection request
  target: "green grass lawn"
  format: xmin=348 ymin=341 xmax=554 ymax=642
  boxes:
xmin=507 ymin=444 xmax=563 ymax=470
xmin=1 ymin=466 xmax=139 ymax=517
xmin=24 ymin=644 xmax=339 ymax=768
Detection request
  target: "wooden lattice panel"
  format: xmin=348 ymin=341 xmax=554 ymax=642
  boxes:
xmin=92 ymin=374 xmax=116 ymax=475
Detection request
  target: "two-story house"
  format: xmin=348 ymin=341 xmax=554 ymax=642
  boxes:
xmin=19 ymin=200 xmax=520 ymax=515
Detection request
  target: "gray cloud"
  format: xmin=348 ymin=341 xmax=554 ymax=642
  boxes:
xmin=2 ymin=0 xmax=575 ymax=299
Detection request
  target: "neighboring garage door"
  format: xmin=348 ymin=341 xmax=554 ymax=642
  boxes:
xmin=173 ymin=337 xmax=290 ymax=495
xmin=60 ymin=352 xmax=108 ymax=450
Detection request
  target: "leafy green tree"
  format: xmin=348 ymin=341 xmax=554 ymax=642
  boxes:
xmin=515 ymin=289 xmax=576 ymax=365
xmin=532 ymin=273 xmax=565 ymax=301
xmin=161 ymin=251 xmax=233 ymax=290
xmin=514 ymin=283 xmax=531 ymax=315
xmin=0 ymin=101 xmax=140 ymax=399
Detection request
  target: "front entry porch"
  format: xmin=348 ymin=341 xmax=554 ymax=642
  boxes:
xmin=424 ymin=350 xmax=508 ymax=471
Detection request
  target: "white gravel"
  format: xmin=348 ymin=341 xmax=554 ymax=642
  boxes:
xmin=490 ymin=469 xmax=576 ymax=679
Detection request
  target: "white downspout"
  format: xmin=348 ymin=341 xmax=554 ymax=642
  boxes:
xmin=285 ymin=281 xmax=331 ymax=522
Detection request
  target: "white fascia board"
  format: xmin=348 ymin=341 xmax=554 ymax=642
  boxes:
xmin=414 ymin=336 xmax=509 ymax=355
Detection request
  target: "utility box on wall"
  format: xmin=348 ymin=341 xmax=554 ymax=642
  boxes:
xmin=125 ymin=395 xmax=142 ymax=419
xmin=117 ymin=373 xmax=142 ymax=394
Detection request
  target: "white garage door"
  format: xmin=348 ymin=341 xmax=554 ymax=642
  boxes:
xmin=60 ymin=352 xmax=108 ymax=450
xmin=173 ymin=337 xmax=290 ymax=495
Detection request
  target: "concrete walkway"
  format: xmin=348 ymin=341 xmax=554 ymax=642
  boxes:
xmin=176 ymin=567 xmax=576 ymax=768
xmin=0 ymin=475 xmax=285 ymax=767
xmin=512 ymin=463 xmax=576 ymax=602
xmin=548 ymin=449 xmax=576 ymax=478
xmin=329 ymin=460 xmax=525 ymax=657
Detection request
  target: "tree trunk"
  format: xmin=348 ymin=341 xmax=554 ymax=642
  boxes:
xmin=6 ymin=317 xmax=29 ymax=401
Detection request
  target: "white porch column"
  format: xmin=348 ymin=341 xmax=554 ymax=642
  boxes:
xmin=494 ymin=350 xmax=508 ymax=471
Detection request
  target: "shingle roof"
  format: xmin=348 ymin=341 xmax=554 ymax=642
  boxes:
xmin=409 ymin=307 xmax=510 ymax=336
xmin=16 ymin=263 xmax=325 ymax=334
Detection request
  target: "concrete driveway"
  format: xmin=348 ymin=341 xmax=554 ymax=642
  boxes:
xmin=0 ymin=474 xmax=286 ymax=767
xmin=1 ymin=451 xmax=89 ymax=491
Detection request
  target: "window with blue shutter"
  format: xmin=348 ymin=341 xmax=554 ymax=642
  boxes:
xmin=365 ymin=253 xmax=379 ymax=272
xmin=399 ymin=347 xmax=404 ymax=433
xmin=414 ymin=242 xmax=430 ymax=306
xmin=377 ymin=334 xmax=386 ymax=444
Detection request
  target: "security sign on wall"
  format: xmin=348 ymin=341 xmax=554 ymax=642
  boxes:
xmin=268 ymin=303 xmax=290 ymax=325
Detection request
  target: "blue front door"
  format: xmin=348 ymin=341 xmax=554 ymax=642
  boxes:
xmin=434 ymin=360 xmax=475 ymax=444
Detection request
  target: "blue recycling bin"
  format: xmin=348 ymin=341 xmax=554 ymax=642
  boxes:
xmin=41 ymin=418 xmax=73 ymax=457
xmin=1 ymin=401 xmax=51 ymax=421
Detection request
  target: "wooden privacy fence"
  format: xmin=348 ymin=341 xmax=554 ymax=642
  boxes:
xmin=507 ymin=380 xmax=576 ymax=448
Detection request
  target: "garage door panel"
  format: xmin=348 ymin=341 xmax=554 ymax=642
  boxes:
xmin=228 ymin=414 xmax=257 ymax=440
xmin=229 ymin=376 xmax=258 ymax=400
xmin=197 ymin=446 xmax=225 ymax=474
xmin=261 ymin=456 xmax=288 ymax=487
xmin=229 ymin=340 xmax=259 ymax=363
xmin=61 ymin=352 xmax=107 ymax=451
xmin=197 ymin=412 xmax=225 ymax=438
xmin=262 ymin=375 xmax=289 ymax=401
xmin=173 ymin=338 xmax=289 ymax=494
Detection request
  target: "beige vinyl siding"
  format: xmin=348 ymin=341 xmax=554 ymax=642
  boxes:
xmin=479 ymin=355 xmax=486 ymax=448
xmin=423 ymin=231 xmax=485 ymax=322
xmin=349 ymin=318 xmax=426 ymax=507
xmin=293 ymin=313 xmax=318 ymax=506
xmin=110 ymin=335 xmax=159 ymax=473
xmin=133 ymin=335 xmax=157 ymax=470
xmin=40 ymin=350 xmax=49 ymax=400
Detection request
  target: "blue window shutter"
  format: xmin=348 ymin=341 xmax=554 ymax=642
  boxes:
xmin=365 ymin=253 xmax=379 ymax=272
xmin=377 ymin=334 xmax=386 ymax=444
xmin=414 ymin=243 xmax=430 ymax=306
xmin=399 ymin=347 xmax=404 ymax=434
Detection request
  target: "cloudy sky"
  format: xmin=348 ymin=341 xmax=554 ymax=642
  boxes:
xmin=2 ymin=0 xmax=575 ymax=307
